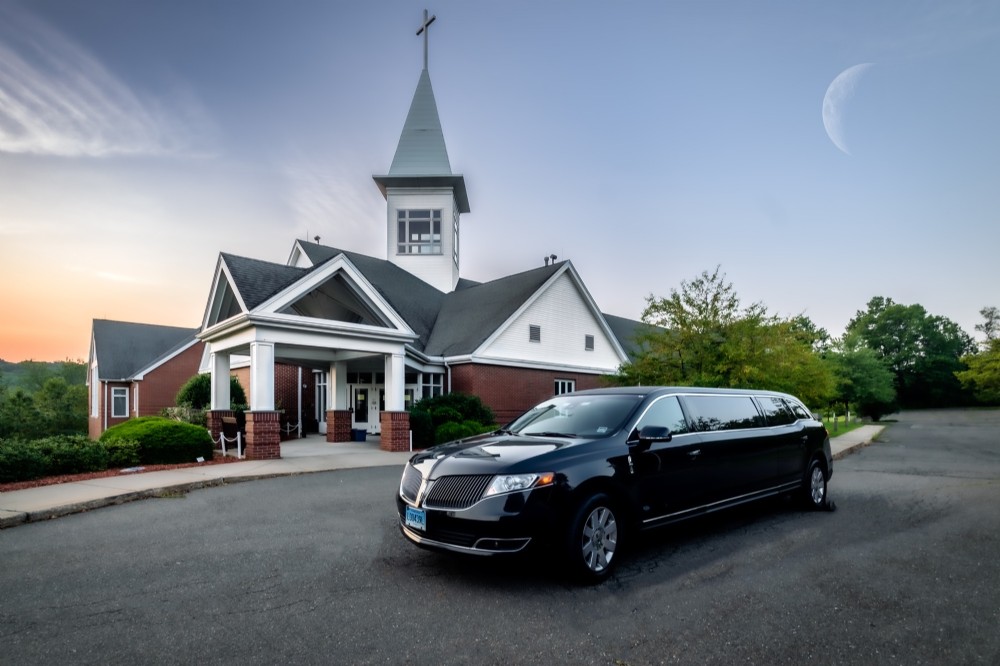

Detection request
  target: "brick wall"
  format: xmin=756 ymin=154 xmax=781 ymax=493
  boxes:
xmin=138 ymin=343 xmax=205 ymax=418
xmin=450 ymin=364 xmax=608 ymax=424
xmin=233 ymin=363 xmax=318 ymax=433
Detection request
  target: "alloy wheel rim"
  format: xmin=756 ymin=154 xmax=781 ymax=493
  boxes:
xmin=581 ymin=506 xmax=617 ymax=573
xmin=810 ymin=466 xmax=825 ymax=505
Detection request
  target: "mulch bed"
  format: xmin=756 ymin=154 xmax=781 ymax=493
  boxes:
xmin=0 ymin=452 xmax=244 ymax=493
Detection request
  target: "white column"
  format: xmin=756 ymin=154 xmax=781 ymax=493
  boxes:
xmin=330 ymin=361 xmax=348 ymax=410
xmin=249 ymin=342 xmax=276 ymax=411
xmin=384 ymin=352 xmax=406 ymax=411
xmin=210 ymin=352 xmax=231 ymax=410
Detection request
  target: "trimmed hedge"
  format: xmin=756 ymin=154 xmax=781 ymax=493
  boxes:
xmin=434 ymin=420 xmax=493 ymax=445
xmin=410 ymin=393 xmax=497 ymax=448
xmin=100 ymin=416 xmax=213 ymax=464
xmin=0 ymin=435 xmax=141 ymax=483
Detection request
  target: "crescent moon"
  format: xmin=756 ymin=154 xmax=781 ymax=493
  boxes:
xmin=822 ymin=63 xmax=873 ymax=155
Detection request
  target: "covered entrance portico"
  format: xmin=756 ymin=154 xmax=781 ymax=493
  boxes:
xmin=201 ymin=323 xmax=415 ymax=459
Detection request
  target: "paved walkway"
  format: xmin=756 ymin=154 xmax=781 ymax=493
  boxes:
xmin=0 ymin=425 xmax=884 ymax=530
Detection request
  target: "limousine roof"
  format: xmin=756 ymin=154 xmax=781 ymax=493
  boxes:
xmin=572 ymin=386 xmax=801 ymax=399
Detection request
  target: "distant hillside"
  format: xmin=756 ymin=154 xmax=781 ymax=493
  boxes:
xmin=0 ymin=359 xmax=87 ymax=392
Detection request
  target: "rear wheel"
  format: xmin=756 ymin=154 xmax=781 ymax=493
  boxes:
xmin=802 ymin=459 xmax=828 ymax=510
xmin=564 ymin=493 xmax=621 ymax=583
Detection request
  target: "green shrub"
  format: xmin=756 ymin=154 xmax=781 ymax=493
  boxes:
xmin=33 ymin=435 xmax=108 ymax=475
xmin=100 ymin=416 xmax=213 ymax=464
xmin=0 ymin=438 xmax=47 ymax=483
xmin=435 ymin=420 xmax=491 ymax=445
xmin=430 ymin=406 xmax=462 ymax=427
xmin=407 ymin=409 xmax=434 ymax=449
xmin=103 ymin=439 xmax=141 ymax=468
xmin=415 ymin=393 xmax=494 ymax=426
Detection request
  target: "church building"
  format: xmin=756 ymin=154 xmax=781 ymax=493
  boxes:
xmin=94 ymin=13 xmax=645 ymax=459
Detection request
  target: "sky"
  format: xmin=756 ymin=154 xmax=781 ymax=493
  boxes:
xmin=1 ymin=0 xmax=998 ymax=363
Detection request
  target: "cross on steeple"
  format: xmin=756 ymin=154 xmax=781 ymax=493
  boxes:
xmin=416 ymin=9 xmax=436 ymax=71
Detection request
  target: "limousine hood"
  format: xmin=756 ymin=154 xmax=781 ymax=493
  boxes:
xmin=409 ymin=432 xmax=574 ymax=477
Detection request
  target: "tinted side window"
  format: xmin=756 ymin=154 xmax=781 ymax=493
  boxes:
xmin=635 ymin=396 xmax=690 ymax=435
xmin=684 ymin=395 xmax=763 ymax=432
xmin=784 ymin=399 xmax=811 ymax=420
xmin=757 ymin=396 xmax=795 ymax=426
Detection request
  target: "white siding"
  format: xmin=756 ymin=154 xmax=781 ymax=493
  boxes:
xmin=386 ymin=189 xmax=459 ymax=293
xmin=480 ymin=273 xmax=622 ymax=371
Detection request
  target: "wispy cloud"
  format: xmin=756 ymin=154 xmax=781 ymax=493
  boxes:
xmin=0 ymin=5 xmax=212 ymax=157
xmin=282 ymin=156 xmax=385 ymax=251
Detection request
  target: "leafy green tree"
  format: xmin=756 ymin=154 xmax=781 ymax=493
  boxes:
xmin=176 ymin=373 xmax=247 ymax=410
xmin=846 ymin=296 xmax=975 ymax=408
xmin=34 ymin=377 xmax=88 ymax=435
xmin=617 ymin=267 xmax=835 ymax=407
xmin=955 ymin=338 xmax=1000 ymax=405
xmin=975 ymin=306 xmax=999 ymax=348
xmin=18 ymin=361 xmax=54 ymax=394
xmin=827 ymin=335 xmax=897 ymax=420
xmin=0 ymin=389 xmax=44 ymax=439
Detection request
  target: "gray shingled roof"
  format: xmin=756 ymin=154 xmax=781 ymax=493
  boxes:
xmin=602 ymin=313 xmax=656 ymax=362
xmin=424 ymin=263 xmax=562 ymax=356
xmin=222 ymin=253 xmax=308 ymax=310
xmin=93 ymin=319 xmax=197 ymax=380
xmin=227 ymin=242 xmax=647 ymax=361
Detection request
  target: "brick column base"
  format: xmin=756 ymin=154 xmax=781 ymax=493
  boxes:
xmin=380 ymin=411 xmax=410 ymax=452
xmin=327 ymin=410 xmax=353 ymax=443
xmin=207 ymin=410 xmax=234 ymax=448
xmin=245 ymin=410 xmax=281 ymax=460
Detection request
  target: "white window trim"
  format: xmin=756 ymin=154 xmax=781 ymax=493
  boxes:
xmin=111 ymin=387 xmax=129 ymax=418
xmin=555 ymin=379 xmax=576 ymax=395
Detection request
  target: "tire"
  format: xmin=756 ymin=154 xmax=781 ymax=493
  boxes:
xmin=802 ymin=459 xmax=828 ymax=510
xmin=564 ymin=493 xmax=621 ymax=583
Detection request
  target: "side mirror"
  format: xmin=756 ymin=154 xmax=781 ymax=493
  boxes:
xmin=632 ymin=425 xmax=672 ymax=452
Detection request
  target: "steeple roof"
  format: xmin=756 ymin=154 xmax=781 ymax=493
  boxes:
xmin=373 ymin=68 xmax=470 ymax=213
xmin=388 ymin=69 xmax=451 ymax=176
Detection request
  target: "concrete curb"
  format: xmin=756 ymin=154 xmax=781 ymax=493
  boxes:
xmin=0 ymin=472 xmax=320 ymax=529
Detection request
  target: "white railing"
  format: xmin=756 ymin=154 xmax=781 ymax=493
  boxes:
xmin=212 ymin=430 xmax=244 ymax=459
xmin=281 ymin=420 xmax=302 ymax=438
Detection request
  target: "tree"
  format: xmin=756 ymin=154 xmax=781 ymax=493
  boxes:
xmin=34 ymin=377 xmax=88 ymax=435
xmin=955 ymin=338 xmax=1000 ymax=405
xmin=176 ymin=373 xmax=247 ymax=410
xmin=975 ymin=306 xmax=1000 ymax=348
xmin=827 ymin=335 xmax=897 ymax=420
xmin=617 ymin=267 xmax=835 ymax=407
xmin=846 ymin=297 xmax=975 ymax=408
xmin=0 ymin=389 xmax=44 ymax=439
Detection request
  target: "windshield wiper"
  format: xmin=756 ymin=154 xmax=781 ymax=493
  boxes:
xmin=526 ymin=431 xmax=575 ymax=438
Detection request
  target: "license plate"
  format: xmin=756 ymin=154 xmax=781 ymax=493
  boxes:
xmin=405 ymin=506 xmax=426 ymax=532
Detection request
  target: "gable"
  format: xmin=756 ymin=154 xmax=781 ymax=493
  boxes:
xmin=477 ymin=272 xmax=625 ymax=371
xmin=276 ymin=271 xmax=392 ymax=328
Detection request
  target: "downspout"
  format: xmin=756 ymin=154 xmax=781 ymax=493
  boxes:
xmin=444 ymin=359 xmax=451 ymax=394
xmin=297 ymin=366 xmax=303 ymax=438
xmin=103 ymin=381 xmax=108 ymax=432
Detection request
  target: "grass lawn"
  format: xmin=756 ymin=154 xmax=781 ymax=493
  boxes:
xmin=823 ymin=416 xmax=867 ymax=438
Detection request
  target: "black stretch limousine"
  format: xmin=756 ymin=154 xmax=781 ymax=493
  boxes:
xmin=396 ymin=386 xmax=832 ymax=582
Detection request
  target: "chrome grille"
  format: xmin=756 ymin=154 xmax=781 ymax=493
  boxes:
xmin=400 ymin=464 xmax=423 ymax=503
xmin=423 ymin=474 xmax=493 ymax=510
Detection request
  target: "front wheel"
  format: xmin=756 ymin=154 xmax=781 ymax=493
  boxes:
xmin=564 ymin=493 xmax=621 ymax=583
xmin=802 ymin=459 xmax=828 ymax=510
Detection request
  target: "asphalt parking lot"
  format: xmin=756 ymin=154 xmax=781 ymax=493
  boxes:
xmin=1 ymin=409 xmax=998 ymax=664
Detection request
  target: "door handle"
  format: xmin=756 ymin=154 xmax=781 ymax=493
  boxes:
xmin=800 ymin=435 xmax=809 ymax=444
xmin=688 ymin=449 xmax=701 ymax=458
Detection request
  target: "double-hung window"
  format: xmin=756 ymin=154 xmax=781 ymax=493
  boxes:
xmin=111 ymin=387 xmax=128 ymax=418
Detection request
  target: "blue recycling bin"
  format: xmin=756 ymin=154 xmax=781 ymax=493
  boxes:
xmin=352 ymin=428 xmax=367 ymax=442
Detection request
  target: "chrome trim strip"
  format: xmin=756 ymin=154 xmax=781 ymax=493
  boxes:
xmin=641 ymin=481 xmax=800 ymax=526
xmin=399 ymin=523 xmax=531 ymax=555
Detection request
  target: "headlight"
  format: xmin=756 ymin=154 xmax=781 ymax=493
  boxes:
xmin=484 ymin=472 xmax=555 ymax=497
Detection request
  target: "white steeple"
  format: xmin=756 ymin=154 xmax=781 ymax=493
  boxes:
xmin=373 ymin=10 xmax=469 ymax=293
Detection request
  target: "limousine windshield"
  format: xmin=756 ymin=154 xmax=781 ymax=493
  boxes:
xmin=505 ymin=394 xmax=643 ymax=439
